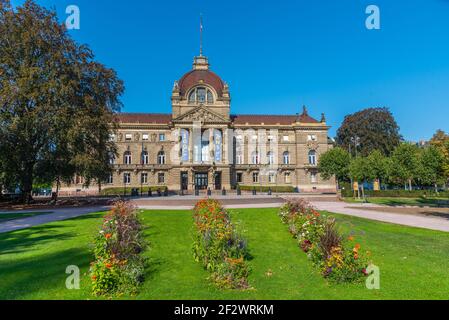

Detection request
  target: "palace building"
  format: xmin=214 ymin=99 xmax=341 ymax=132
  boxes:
xmin=66 ymin=54 xmax=336 ymax=194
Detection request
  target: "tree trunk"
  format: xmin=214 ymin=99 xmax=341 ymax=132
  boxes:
xmin=55 ymin=177 xmax=60 ymax=202
xmin=98 ymin=181 xmax=102 ymax=194
xmin=408 ymin=179 xmax=412 ymax=191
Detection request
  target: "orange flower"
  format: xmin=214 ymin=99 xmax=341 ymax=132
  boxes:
xmin=105 ymin=263 xmax=112 ymax=269
xmin=91 ymin=275 xmax=97 ymax=281
xmin=348 ymin=236 xmax=354 ymax=241
xmin=105 ymin=233 xmax=112 ymax=239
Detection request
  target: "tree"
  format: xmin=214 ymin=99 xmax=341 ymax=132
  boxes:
xmin=336 ymin=107 xmax=402 ymax=156
xmin=0 ymin=0 xmax=124 ymax=203
xmin=365 ymin=150 xmax=388 ymax=188
xmin=318 ymin=147 xmax=351 ymax=190
xmin=390 ymin=143 xmax=420 ymax=190
xmin=430 ymin=130 xmax=449 ymax=185
xmin=349 ymin=157 xmax=368 ymax=198
xmin=416 ymin=146 xmax=445 ymax=192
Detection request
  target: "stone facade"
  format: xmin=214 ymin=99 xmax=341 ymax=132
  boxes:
xmin=65 ymin=55 xmax=336 ymax=194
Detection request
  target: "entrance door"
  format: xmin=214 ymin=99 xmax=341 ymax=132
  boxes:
xmin=181 ymin=172 xmax=188 ymax=191
xmin=195 ymin=173 xmax=208 ymax=190
xmin=214 ymin=172 xmax=222 ymax=190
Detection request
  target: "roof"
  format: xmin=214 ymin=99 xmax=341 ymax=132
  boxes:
xmin=178 ymin=70 xmax=224 ymax=97
xmin=116 ymin=112 xmax=320 ymax=125
xmin=232 ymin=114 xmax=319 ymax=125
xmin=115 ymin=113 xmax=172 ymax=124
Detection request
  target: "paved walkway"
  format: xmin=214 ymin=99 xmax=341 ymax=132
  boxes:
xmin=312 ymin=201 xmax=449 ymax=233
xmin=1 ymin=198 xmax=449 ymax=233
xmin=0 ymin=206 xmax=110 ymax=234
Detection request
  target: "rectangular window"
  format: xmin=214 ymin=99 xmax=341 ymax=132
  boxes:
xmin=107 ymin=174 xmax=113 ymax=184
xmin=308 ymin=134 xmax=317 ymax=141
xmin=142 ymin=134 xmax=149 ymax=141
xmin=124 ymin=173 xmax=131 ymax=185
xmin=285 ymin=172 xmax=292 ymax=184
xmin=158 ymin=172 xmax=165 ymax=184
xmin=252 ymin=172 xmax=259 ymax=183
xmin=141 ymin=173 xmax=148 ymax=184
xmin=269 ymin=172 xmax=276 ymax=183
xmin=311 ymin=172 xmax=317 ymax=184
xmin=236 ymin=172 xmax=243 ymax=184
xmin=283 ymin=135 xmax=289 ymax=142
xmin=109 ymin=134 xmax=116 ymax=142
xmin=159 ymin=133 xmax=166 ymax=142
xmin=236 ymin=153 xmax=243 ymax=165
xmin=125 ymin=134 xmax=132 ymax=141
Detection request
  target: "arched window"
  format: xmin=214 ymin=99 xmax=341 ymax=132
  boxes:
xmin=308 ymin=150 xmax=317 ymax=165
xmin=188 ymin=90 xmax=196 ymax=103
xmin=188 ymin=87 xmax=214 ymax=104
xmin=124 ymin=151 xmax=132 ymax=165
xmin=251 ymin=151 xmax=260 ymax=165
xmin=267 ymin=152 xmax=275 ymax=165
xmin=283 ymin=151 xmax=290 ymax=165
xmin=207 ymin=90 xmax=214 ymax=103
xmin=141 ymin=151 xmax=149 ymax=165
xmin=158 ymin=151 xmax=166 ymax=165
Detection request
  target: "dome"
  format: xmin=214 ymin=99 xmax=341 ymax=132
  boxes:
xmin=178 ymin=56 xmax=225 ymax=97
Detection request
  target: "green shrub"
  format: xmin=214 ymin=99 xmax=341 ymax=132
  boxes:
xmin=238 ymin=185 xmax=296 ymax=193
xmin=192 ymin=199 xmax=251 ymax=290
xmin=341 ymin=188 xmax=449 ymax=198
xmin=90 ymin=201 xmax=147 ymax=296
xmin=100 ymin=186 xmax=167 ymax=196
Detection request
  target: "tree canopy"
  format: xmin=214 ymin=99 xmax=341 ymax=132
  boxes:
xmin=318 ymin=147 xmax=350 ymax=188
xmin=0 ymin=0 xmax=124 ymax=202
xmin=336 ymin=107 xmax=402 ymax=157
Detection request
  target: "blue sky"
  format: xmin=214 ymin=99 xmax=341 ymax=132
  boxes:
xmin=10 ymin=0 xmax=449 ymax=141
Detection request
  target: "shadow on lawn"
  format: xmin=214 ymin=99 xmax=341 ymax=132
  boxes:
xmin=0 ymin=225 xmax=76 ymax=255
xmin=0 ymin=248 xmax=91 ymax=300
xmin=0 ymin=213 xmax=102 ymax=255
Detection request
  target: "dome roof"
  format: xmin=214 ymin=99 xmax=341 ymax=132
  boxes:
xmin=178 ymin=69 xmax=224 ymax=97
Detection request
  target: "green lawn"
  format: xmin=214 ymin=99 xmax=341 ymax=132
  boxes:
xmin=343 ymin=197 xmax=449 ymax=207
xmin=1 ymin=208 xmax=449 ymax=300
xmin=0 ymin=212 xmax=52 ymax=222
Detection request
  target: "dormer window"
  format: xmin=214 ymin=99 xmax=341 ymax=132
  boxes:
xmin=188 ymin=87 xmax=214 ymax=104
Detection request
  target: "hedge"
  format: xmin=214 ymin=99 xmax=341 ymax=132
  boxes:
xmin=100 ymin=186 xmax=168 ymax=196
xmin=341 ymin=187 xmax=449 ymax=198
xmin=237 ymin=185 xmax=297 ymax=193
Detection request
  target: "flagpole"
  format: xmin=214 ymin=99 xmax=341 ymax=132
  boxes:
xmin=200 ymin=14 xmax=203 ymax=56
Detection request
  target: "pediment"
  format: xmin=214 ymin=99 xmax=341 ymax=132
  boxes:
xmin=173 ymin=106 xmax=229 ymax=123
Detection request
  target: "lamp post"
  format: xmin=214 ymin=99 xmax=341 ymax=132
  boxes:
xmin=350 ymin=136 xmax=361 ymax=158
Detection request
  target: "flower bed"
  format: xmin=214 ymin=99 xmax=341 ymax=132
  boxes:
xmin=90 ymin=201 xmax=147 ymax=296
xmin=279 ymin=199 xmax=371 ymax=283
xmin=192 ymin=199 xmax=251 ymax=289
